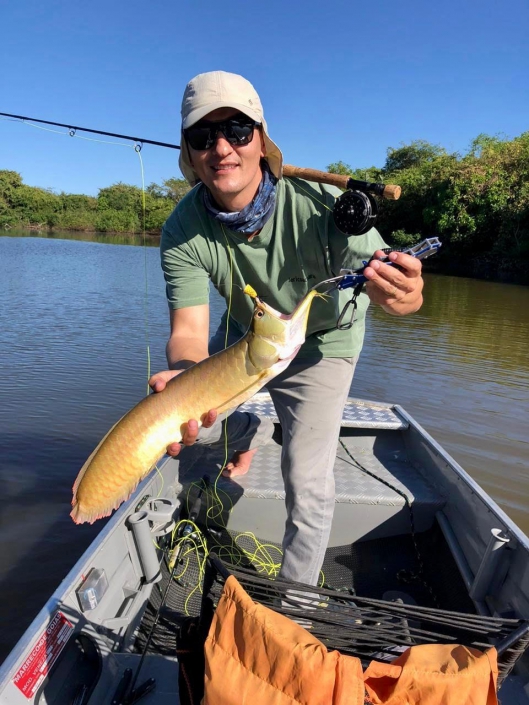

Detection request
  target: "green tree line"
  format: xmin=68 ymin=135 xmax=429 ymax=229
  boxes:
xmin=0 ymin=172 xmax=190 ymax=234
xmin=329 ymin=132 xmax=529 ymax=282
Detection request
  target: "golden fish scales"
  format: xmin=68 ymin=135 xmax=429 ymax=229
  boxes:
xmin=71 ymin=288 xmax=318 ymax=524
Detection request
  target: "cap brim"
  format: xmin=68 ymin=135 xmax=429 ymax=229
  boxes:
xmin=183 ymin=102 xmax=263 ymax=129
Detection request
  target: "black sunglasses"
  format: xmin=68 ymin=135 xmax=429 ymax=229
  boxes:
xmin=184 ymin=114 xmax=261 ymax=151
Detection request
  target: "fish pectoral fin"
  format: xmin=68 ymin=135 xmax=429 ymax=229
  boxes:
xmin=214 ymin=370 xmax=273 ymax=415
xmin=247 ymin=338 xmax=279 ymax=371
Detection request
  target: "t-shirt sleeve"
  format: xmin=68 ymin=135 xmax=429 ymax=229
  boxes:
xmin=160 ymin=214 xmax=210 ymax=310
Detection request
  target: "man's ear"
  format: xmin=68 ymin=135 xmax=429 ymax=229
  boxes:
xmin=260 ymin=133 xmax=266 ymax=159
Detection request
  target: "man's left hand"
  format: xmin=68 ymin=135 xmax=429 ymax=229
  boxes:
xmin=363 ymin=250 xmax=424 ymax=316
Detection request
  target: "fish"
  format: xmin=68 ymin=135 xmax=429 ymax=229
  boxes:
xmin=71 ymin=286 xmax=319 ymax=524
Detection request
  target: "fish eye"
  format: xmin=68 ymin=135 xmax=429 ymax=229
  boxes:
xmin=255 ymin=310 xmax=264 ymax=318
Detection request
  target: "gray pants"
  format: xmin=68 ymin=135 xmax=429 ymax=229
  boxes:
xmin=198 ymin=325 xmax=356 ymax=586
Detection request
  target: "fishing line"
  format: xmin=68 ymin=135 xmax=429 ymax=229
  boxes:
xmin=2 ymin=112 xmax=153 ymax=388
xmin=219 ymin=223 xmax=235 ymax=488
xmin=0 ymin=115 xmax=138 ymax=149
xmin=165 ymin=517 xmax=209 ymax=615
xmin=153 ymin=464 xmax=164 ymax=499
xmin=135 ymin=146 xmax=153 ymax=394
xmin=290 ymin=177 xmax=335 ymax=217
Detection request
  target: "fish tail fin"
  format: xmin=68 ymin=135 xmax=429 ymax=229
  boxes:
xmin=70 ymin=501 xmax=107 ymax=525
xmin=70 ymin=483 xmax=139 ymax=525
xmin=71 ymin=454 xmax=162 ymax=524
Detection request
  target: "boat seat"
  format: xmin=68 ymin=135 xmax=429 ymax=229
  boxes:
xmin=240 ymin=392 xmax=409 ymax=429
xmin=174 ymin=393 xmax=445 ymax=544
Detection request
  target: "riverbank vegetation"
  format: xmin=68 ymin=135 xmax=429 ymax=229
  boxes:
xmin=0 ymin=172 xmax=190 ymax=235
xmin=2 ymin=131 xmax=528 ymax=281
xmin=329 ymin=131 xmax=529 ymax=282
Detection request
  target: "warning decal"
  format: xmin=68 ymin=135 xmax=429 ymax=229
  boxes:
xmin=13 ymin=611 xmax=74 ymax=699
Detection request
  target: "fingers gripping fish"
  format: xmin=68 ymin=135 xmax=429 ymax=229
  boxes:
xmin=71 ymin=286 xmax=319 ymax=524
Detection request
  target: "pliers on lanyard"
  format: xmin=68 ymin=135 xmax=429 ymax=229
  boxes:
xmin=312 ymin=237 xmax=442 ymax=331
xmin=316 ymin=237 xmax=442 ymax=293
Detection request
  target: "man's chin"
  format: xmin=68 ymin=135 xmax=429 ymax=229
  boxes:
xmin=207 ymin=181 xmax=243 ymax=210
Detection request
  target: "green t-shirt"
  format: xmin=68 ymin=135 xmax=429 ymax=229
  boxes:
xmin=161 ymin=177 xmax=386 ymax=358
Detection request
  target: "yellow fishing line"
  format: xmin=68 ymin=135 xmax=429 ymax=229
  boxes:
xmin=201 ymin=225 xmax=235 ymax=520
xmin=164 ymin=524 xmax=209 ymax=615
xmin=135 ymin=148 xmax=152 ymax=395
xmin=176 ymin=481 xmax=283 ymax=578
xmin=290 ymin=178 xmax=336 ymax=214
xmin=153 ymin=463 xmax=164 ymax=499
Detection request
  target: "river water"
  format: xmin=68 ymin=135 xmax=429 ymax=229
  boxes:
xmin=1 ymin=231 xmax=528 ymax=661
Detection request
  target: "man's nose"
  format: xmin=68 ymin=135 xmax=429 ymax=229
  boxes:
xmin=211 ymin=131 xmax=233 ymax=156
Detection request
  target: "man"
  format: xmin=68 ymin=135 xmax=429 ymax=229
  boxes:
xmin=149 ymin=71 xmax=423 ymax=586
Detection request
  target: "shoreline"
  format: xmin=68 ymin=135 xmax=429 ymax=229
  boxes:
xmin=3 ymin=226 xmax=528 ymax=286
xmin=2 ymin=223 xmax=162 ymax=238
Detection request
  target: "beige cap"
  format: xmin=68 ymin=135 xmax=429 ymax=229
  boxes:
xmin=179 ymin=71 xmax=283 ymax=186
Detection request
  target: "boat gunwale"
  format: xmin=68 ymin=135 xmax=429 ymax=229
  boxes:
xmin=395 ymin=403 xmax=529 ymax=553
xmin=0 ymin=474 xmax=156 ymax=686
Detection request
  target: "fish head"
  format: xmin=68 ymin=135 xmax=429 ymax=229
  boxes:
xmin=245 ymin=286 xmax=319 ymax=372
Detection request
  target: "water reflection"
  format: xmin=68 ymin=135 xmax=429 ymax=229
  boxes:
xmin=2 ymin=227 xmax=160 ymax=247
xmin=353 ymin=274 xmax=529 ymax=533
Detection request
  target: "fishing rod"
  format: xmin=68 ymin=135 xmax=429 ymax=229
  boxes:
xmin=0 ymin=111 xmax=180 ymax=151
xmin=0 ymin=110 xmax=401 ymax=235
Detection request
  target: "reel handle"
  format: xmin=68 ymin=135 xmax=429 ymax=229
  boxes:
xmin=282 ymin=164 xmax=401 ymax=200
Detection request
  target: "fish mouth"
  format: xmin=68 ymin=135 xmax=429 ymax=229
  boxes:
xmin=257 ymin=291 xmax=317 ymax=361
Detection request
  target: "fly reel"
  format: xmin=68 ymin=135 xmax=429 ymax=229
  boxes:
xmin=332 ymin=189 xmax=377 ymax=236
xmin=282 ymin=165 xmax=401 ymax=236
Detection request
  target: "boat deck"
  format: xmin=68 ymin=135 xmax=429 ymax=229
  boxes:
xmin=171 ymin=393 xmax=446 ymax=546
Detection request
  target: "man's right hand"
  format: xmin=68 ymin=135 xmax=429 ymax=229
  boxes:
xmin=148 ymin=369 xmax=218 ymax=457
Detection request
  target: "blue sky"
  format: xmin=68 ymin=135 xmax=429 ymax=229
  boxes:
xmin=1 ymin=0 xmax=527 ymax=196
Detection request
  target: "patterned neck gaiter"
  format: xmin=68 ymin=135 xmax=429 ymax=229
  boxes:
xmin=202 ymin=161 xmax=277 ymax=234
